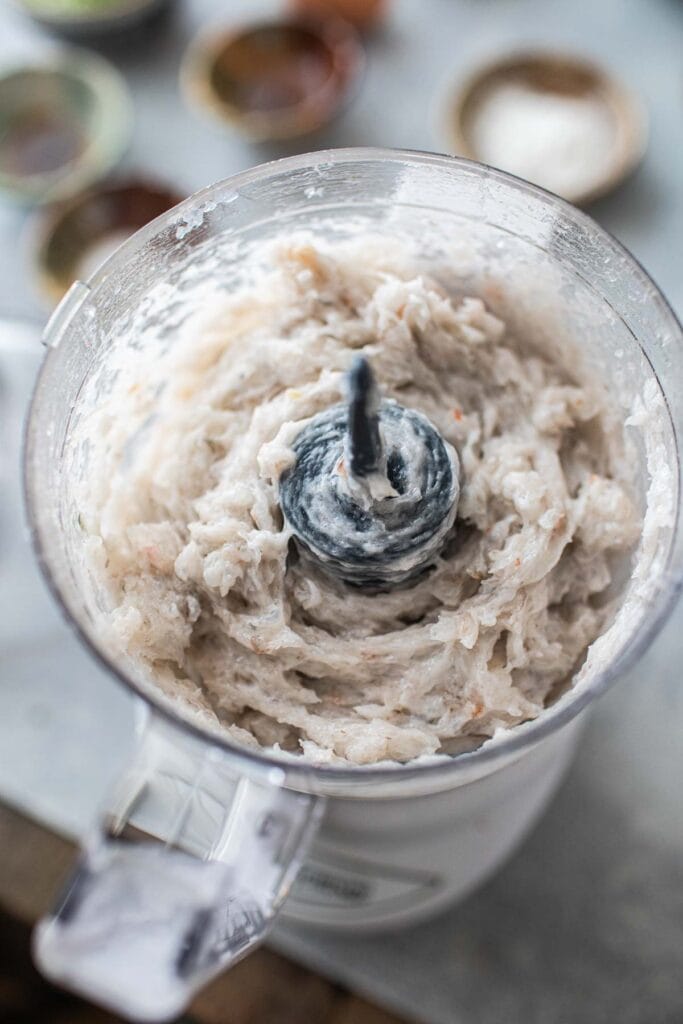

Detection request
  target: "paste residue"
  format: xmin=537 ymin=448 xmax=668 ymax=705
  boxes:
xmin=83 ymin=239 xmax=642 ymax=765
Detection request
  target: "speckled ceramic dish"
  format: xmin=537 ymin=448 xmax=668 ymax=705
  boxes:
xmin=181 ymin=17 xmax=364 ymax=141
xmin=0 ymin=50 xmax=132 ymax=206
xmin=441 ymin=51 xmax=647 ymax=206
xmin=31 ymin=178 xmax=182 ymax=303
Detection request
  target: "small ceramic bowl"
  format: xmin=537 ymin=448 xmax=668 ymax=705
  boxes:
xmin=181 ymin=17 xmax=365 ymax=142
xmin=31 ymin=178 xmax=183 ymax=303
xmin=0 ymin=50 xmax=132 ymax=206
xmin=441 ymin=51 xmax=647 ymax=206
xmin=287 ymin=0 xmax=388 ymax=31
xmin=13 ymin=0 xmax=172 ymax=35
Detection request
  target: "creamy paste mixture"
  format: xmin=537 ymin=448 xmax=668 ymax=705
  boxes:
xmin=85 ymin=240 xmax=641 ymax=765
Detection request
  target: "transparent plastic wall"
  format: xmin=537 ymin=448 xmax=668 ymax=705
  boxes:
xmin=26 ymin=150 xmax=683 ymax=797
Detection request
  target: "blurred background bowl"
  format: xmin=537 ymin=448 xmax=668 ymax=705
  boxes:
xmin=286 ymin=0 xmax=388 ymax=32
xmin=442 ymin=51 xmax=647 ymax=205
xmin=11 ymin=0 xmax=173 ymax=36
xmin=31 ymin=177 xmax=182 ymax=303
xmin=181 ymin=17 xmax=365 ymax=142
xmin=0 ymin=50 xmax=132 ymax=206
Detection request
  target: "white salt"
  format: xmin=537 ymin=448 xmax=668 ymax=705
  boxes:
xmin=469 ymin=82 xmax=616 ymax=199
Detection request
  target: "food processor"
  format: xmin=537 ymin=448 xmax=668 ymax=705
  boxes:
xmin=24 ymin=150 xmax=683 ymax=1022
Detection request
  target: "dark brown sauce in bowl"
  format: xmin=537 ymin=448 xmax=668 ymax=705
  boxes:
xmin=33 ymin=179 xmax=183 ymax=302
xmin=0 ymin=70 xmax=91 ymax=185
xmin=184 ymin=18 xmax=364 ymax=140
xmin=0 ymin=111 xmax=85 ymax=178
xmin=0 ymin=57 xmax=131 ymax=203
xmin=211 ymin=25 xmax=334 ymax=113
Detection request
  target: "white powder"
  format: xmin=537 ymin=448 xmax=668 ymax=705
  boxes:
xmin=469 ymin=82 xmax=616 ymax=200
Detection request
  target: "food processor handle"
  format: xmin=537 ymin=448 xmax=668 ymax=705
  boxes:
xmin=33 ymin=709 xmax=324 ymax=1022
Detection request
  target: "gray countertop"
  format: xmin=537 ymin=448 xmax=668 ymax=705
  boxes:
xmin=1 ymin=1 xmax=683 ymax=1022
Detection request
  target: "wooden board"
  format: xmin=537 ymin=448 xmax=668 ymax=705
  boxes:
xmin=0 ymin=801 xmax=409 ymax=1024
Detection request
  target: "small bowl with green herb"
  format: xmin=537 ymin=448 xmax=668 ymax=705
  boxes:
xmin=14 ymin=0 xmax=172 ymax=35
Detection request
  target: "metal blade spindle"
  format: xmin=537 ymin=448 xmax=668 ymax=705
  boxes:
xmin=347 ymin=356 xmax=383 ymax=478
xmin=279 ymin=354 xmax=460 ymax=588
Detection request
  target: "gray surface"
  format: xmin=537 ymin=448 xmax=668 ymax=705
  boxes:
xmin=272 ymin=651 xmax=683 ymax=1024
xmin=1 ymin=1 xmax=683 ymax=1022
xmin=0 ymin=335 xmax=136 ymax=838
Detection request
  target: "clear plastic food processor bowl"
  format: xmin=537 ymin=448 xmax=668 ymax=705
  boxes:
xmin=24 ymin=150 xmax=683 ymax=1021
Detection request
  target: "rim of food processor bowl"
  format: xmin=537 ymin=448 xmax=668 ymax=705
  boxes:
xmin=24 ymin=147 xmax=683 ymax=793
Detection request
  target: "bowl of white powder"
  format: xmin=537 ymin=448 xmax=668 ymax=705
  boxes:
xmin=442 ymin=51 xmax=647 ymax=205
